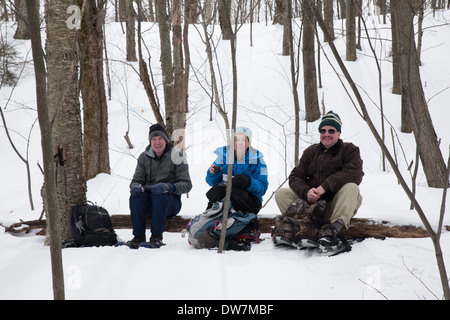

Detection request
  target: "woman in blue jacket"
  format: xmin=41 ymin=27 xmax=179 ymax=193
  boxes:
xmin=205 ymin=127 xmax=268 ymax=214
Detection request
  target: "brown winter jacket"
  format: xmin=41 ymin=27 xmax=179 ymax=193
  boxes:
xmin=289 ymin=139 xmax=364 ymax=201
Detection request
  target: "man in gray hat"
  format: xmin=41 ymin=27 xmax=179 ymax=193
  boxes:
xmin=128 ymin=124 xmax=192 ymax=248
xmin=275 ymin=111 xmax=364 ymax=246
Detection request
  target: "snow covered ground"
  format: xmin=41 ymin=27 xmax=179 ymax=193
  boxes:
xmin=1 ymin=7 xmax=449 ymax=300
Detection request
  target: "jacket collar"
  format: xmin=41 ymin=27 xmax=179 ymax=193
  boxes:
xmin=319 ymin=139 xmax=343 ymax=153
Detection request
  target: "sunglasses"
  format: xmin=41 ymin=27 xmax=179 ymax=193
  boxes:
xmin=319 ymin=128 xmax=337 ymax=134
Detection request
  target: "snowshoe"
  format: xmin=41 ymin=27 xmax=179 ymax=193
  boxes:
xmin=115 ymin=236 xmax=145 ymax=249
xmin=299 ymin=238 xmax=361 ymax=256
xmin=115 ymin=241 xmax=133 ymax=248
xmin=139 ymin=239 xmax=166 ymax=249
xmin=272 ymin=236 xmax=300 ymax=249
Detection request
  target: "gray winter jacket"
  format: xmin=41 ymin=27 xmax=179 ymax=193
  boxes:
xmin=130 ymin=144 xmax=192 ymax=195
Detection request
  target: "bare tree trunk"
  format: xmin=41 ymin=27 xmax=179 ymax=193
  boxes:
xmin=303 ymin=0 xmax=320 ymax=122
xmin=204 ymin=0 xmax=213 ymax=22
xmin=416 ymin=2 xmax=424 ymax=66
xmin=323 ymin=0 xmax=334 ymax=42
xmin=273 ymin=0 xmax=285 ymax=24
xmin=392 ymin=0 xmax=447 ymax=188
xmin=338 ymin=0 xmax=345 ymax=19
xmin=156 ymin=0 xmax=174 ymax=133
xmin=119 ymin=0 xmax=126 ymax=21
xmin=26 ymin=0 xmax=65 ymax=300
xmin=172 ymin=0 xmax=187 ymax=139
xmin=282 ymin=0 xmax=289 ymax=56
xmin=390 ymin=4 xmax=402 ymax=95
xmin=46 ymin=0 xmax=87 ymax=241
xmin=126 ymin=0 xmax=137 ymax=61
xmin=218 ymin=0 xmax=234 ymax=40
xmin=80 ymin=0 xmax=110 ymax=180
xmin=218 ymin=27 xmax=238 ymax=255
xmin=13 ymin=0 xmax=30 ymax=39
xmin=346 ymin=0 xmax=356 ymax=61
xmin=185 ymin=0 xmax=199 ymax=23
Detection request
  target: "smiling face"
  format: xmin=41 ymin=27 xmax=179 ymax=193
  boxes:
xmin=319 ymin=125 xmax=340 ymax=149
xmin=234 ymin=133 xmax=249 ymax=159
xmin=151 ymin=136 xmax=167 ymax=157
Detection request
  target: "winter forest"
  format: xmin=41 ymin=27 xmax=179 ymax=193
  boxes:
xmin=1 ymin=0 xmax=450 ymax=301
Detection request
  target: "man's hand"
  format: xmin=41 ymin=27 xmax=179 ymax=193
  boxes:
xmin=307 ymin=186 xmax=325 ymax=203
xmin=151 ymin=183 xmax=176 ymax=195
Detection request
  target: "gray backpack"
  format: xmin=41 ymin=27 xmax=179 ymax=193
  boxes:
xmin=187 ymin=201 xmax=258 ymax=250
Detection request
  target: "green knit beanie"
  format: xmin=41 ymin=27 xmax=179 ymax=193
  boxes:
xmin=318 ymin=111 xmax=342 ymax=133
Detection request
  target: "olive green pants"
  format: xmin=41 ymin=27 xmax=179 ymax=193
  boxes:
xmin=274 ymin=183 xmax=362 ymax=229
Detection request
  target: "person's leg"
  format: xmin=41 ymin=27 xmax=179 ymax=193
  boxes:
xmin=274 ymin=188 xmax=300 ymax=213
xmin=206 ymin=185 xmax=226 ymax=209
xmin=129 ymin=192 xmax=152 ymax=238
xmin=149 ymin=193 xmax=182 ymax=236
xmin=327 ymin=183 xmax=362 ymax=229
xmin=230 ymin=188 xmax=262 ymax=214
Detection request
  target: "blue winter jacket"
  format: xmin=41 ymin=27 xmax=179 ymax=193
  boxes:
xmin=205 ymin=146 xmax=269 ymax=203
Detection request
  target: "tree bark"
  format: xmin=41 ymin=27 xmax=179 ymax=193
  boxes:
xmin=346 ymin=0 xmax=356 ymax=61
xmin=303 ymin=0 xmax=320 ymax=122
xmin=390 ymin=4 xmax=402 ymax=95
xmin=80 ymin=0 xmax=110 ymax=180
xmin=13 ymin=0 xmax=30 ymax=39
xmin=25 ymin=0 xmax=65 ymax=300
xmin=172 ymin=0 xmax=187 ymax=139
xmin=155 ymin=0 xmax=174 ymax=133
xmin=45 ymin=0 xmax=87 ymax=241
xmin=126 ymin=0 xmax=137 ymax=62
xmin=392 ymin=0 xmax=447 ymax=188
xmin=323 ymin=0 xmax=334 ymax=42
xmin=218 ymin=0 xmax=234 ymax=40
xmin=273 ymin=0 xmax=285 ymax=25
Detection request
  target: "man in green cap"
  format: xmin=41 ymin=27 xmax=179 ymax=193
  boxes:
xmin=275 ymin=111 xmax=364 ymax=246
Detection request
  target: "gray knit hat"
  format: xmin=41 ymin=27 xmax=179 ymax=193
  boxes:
xmin=319 ymin=111 xmax=342 ymax=133
xmin=149 ymin=123 xmax=170 ymax=144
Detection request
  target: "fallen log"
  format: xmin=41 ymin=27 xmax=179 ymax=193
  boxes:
xmin=3 ymin=215 xmax=431 ymax=239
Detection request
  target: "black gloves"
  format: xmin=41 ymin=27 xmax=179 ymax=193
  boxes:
xmin=232 ymin=175 xmax=251 ymax=189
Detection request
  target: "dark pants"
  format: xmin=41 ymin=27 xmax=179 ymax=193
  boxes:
xmin=129 ymin=192 xmax=182 ymax=237
xmin=206 ymin=185 xmax=262 ymax=214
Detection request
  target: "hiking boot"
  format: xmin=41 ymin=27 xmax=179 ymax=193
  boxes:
xmin=127 ymin=235 xmax=146 ymax=249
xmin=143 ymin=235 xmax=165 ymax=248
xmin=317 ymin=219 xmax=344 ymax=247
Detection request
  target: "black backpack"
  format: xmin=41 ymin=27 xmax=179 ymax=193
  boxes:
xmin=69 ymin=202 xmax=118 ymax=247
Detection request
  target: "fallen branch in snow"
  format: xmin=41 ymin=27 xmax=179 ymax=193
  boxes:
xmin=2 ymin=216 xmax=432 ymax=240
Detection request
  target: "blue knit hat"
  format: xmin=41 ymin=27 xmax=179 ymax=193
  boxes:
xmin=235 ymin=126 xmax=252 ymax=144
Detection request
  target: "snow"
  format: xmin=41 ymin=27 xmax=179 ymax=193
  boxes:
xmin=1 ymin=8 xmax=450 ymax=300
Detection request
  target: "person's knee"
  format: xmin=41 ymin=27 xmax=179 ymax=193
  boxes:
xmin=275 ymin=188 xmax=298 ymax=213
xmin=340 ymin=182 xmax=359 ymax=193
